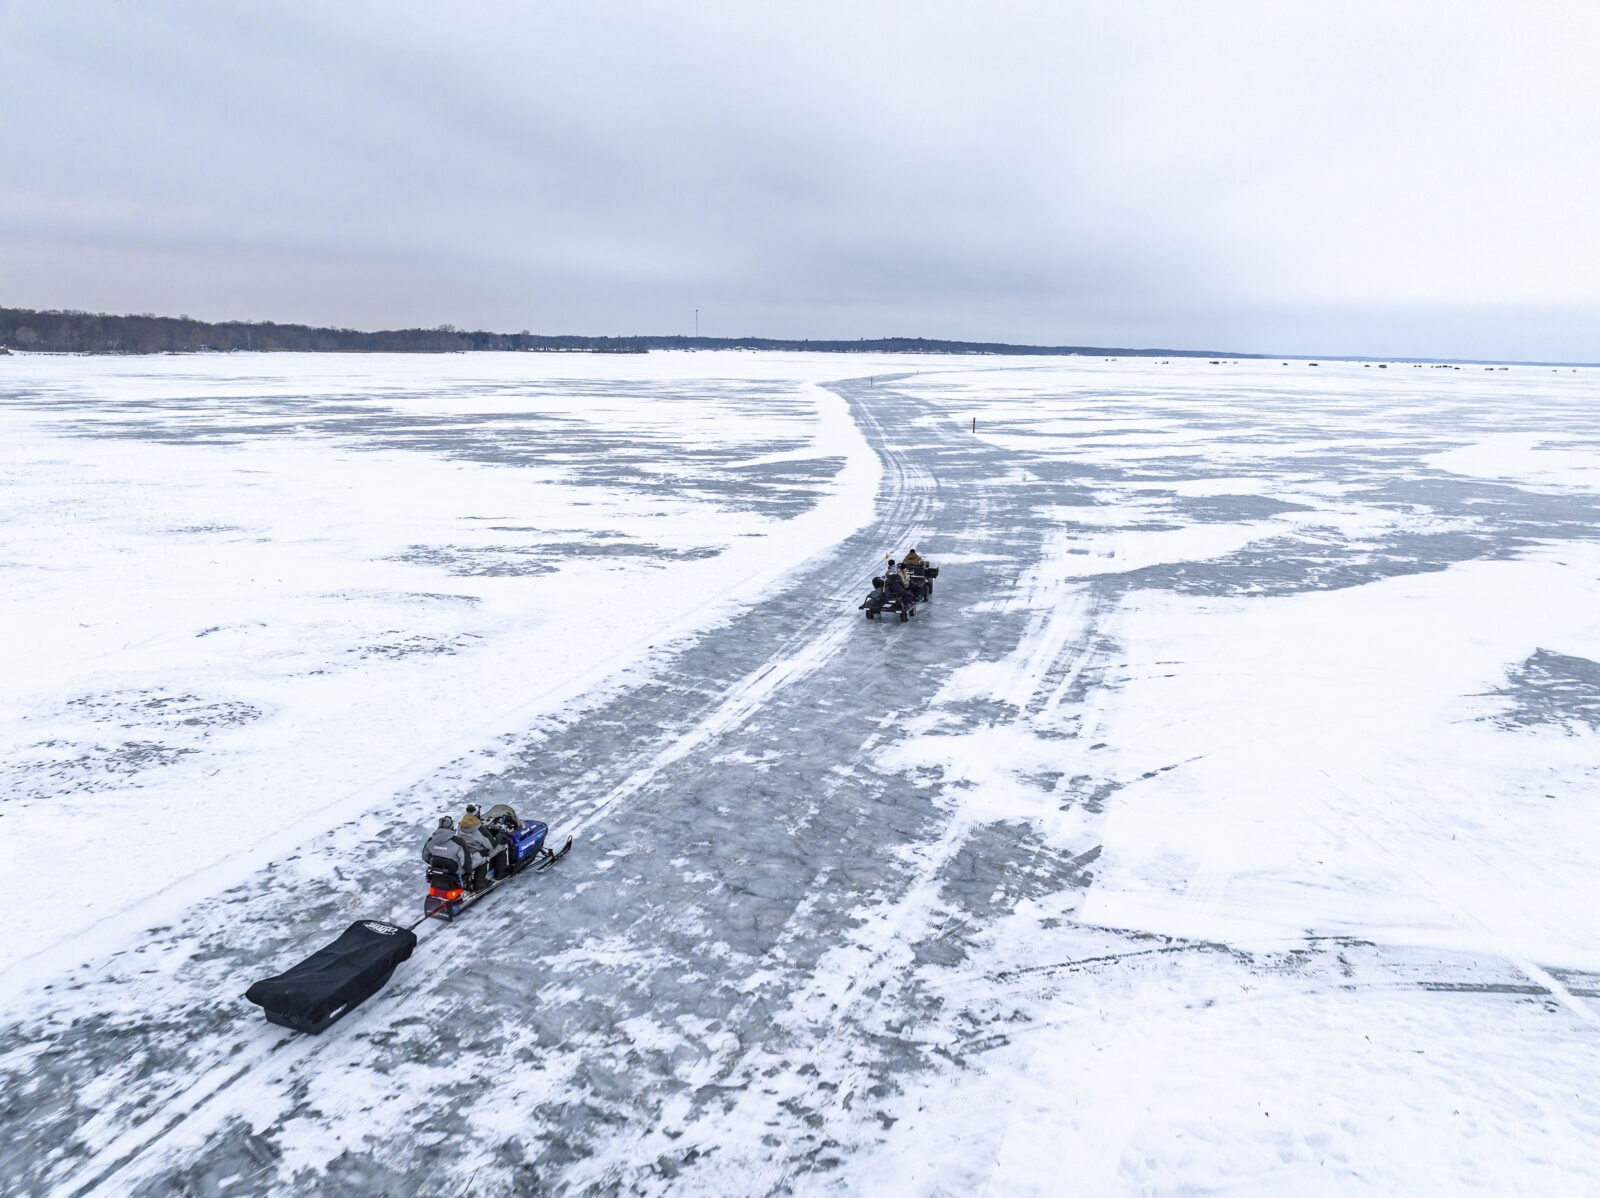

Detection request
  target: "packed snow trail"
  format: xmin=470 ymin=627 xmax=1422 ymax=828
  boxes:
xmin=6 ymin=361 xmax=1600 ymax=1196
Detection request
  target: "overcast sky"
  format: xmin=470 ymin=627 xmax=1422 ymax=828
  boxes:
xmin=3 ymin=0 xmax=1598 ymax=359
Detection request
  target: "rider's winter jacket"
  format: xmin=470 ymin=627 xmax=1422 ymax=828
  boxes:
xmin=423 ymin=827 xmax=467 ymax=871
xmin=459 ymin=811 xmax=482 ymax=830
xmin=455 ymin=824 xmax=495 ymax=865
xmin=901 ymin=550 xmax=925 ymax=567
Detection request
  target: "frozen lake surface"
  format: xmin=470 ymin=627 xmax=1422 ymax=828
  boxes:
xmin=3 ymin=352 xmax=1599 ymax=1195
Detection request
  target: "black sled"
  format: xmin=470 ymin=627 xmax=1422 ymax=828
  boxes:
xmin=244 ymin=920 xmax=417 ymax=1035
xmin=861 ymin=579 xmax=916 ymax=621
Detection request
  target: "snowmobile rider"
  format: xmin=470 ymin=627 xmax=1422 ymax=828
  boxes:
xmin=422 ymin=815 xmax=502 ymax=891
xmin=456 ymin=819 xmax=505 ymax=889
xmin=900 ymin=550 xmax=931 ymax=600
xmin=470 ymin=804 xmax=518 ymax=875
xmin=882 ymin=559 xmax=912 ymax=602
xmin=423 ymin=816 xmax=468 ymax=876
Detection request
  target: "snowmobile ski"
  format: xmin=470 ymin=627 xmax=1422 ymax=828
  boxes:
xmin=537 ymin=836 xmax=574 ymax=871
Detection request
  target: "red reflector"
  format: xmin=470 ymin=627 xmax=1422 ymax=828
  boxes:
xmin=428 ymin=887 xmax=464 ymax=901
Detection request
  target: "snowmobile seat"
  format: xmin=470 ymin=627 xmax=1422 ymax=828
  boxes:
xmin=427 ymin=853 xmax=465 ymax=879
xmin=427 ymin=862 xmax=462 ymax=886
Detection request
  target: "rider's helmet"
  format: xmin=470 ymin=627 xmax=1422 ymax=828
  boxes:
xmin=465 ymin=804 xmax=478 ymax=815
xmin=438 ymin=815 xmax=454 ymax=829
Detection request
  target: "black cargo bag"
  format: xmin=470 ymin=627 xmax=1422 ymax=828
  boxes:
xmin=245 ymin=920 xmax=417 ymax=1034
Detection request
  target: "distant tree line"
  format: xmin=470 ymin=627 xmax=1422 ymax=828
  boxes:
xmin=0 ymin=308 xmax=650 ymax=354
xmin=0 ymin=306 xmax=1247 ymax=358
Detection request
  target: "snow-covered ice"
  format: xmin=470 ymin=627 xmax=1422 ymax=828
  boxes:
xmin=3 ymin=352 xmax=1599 ymax=1195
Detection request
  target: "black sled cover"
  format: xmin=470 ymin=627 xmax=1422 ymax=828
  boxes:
xmin=245 ymin=920 xmax=416 ymax=1034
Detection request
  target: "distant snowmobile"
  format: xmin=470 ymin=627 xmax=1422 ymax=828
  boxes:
xmin=860 ymin=556 xmax=938 ymax=622
xmin=244 ymin=802 xmax=571 ymax=1035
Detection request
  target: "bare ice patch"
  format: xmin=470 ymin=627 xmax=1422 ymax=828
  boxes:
xmin=1487 ymin=648 xmax=1600 ymax=733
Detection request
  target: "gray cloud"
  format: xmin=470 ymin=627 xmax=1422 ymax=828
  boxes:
xmin=3 ymin=0 xmax=1597 ymax=358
